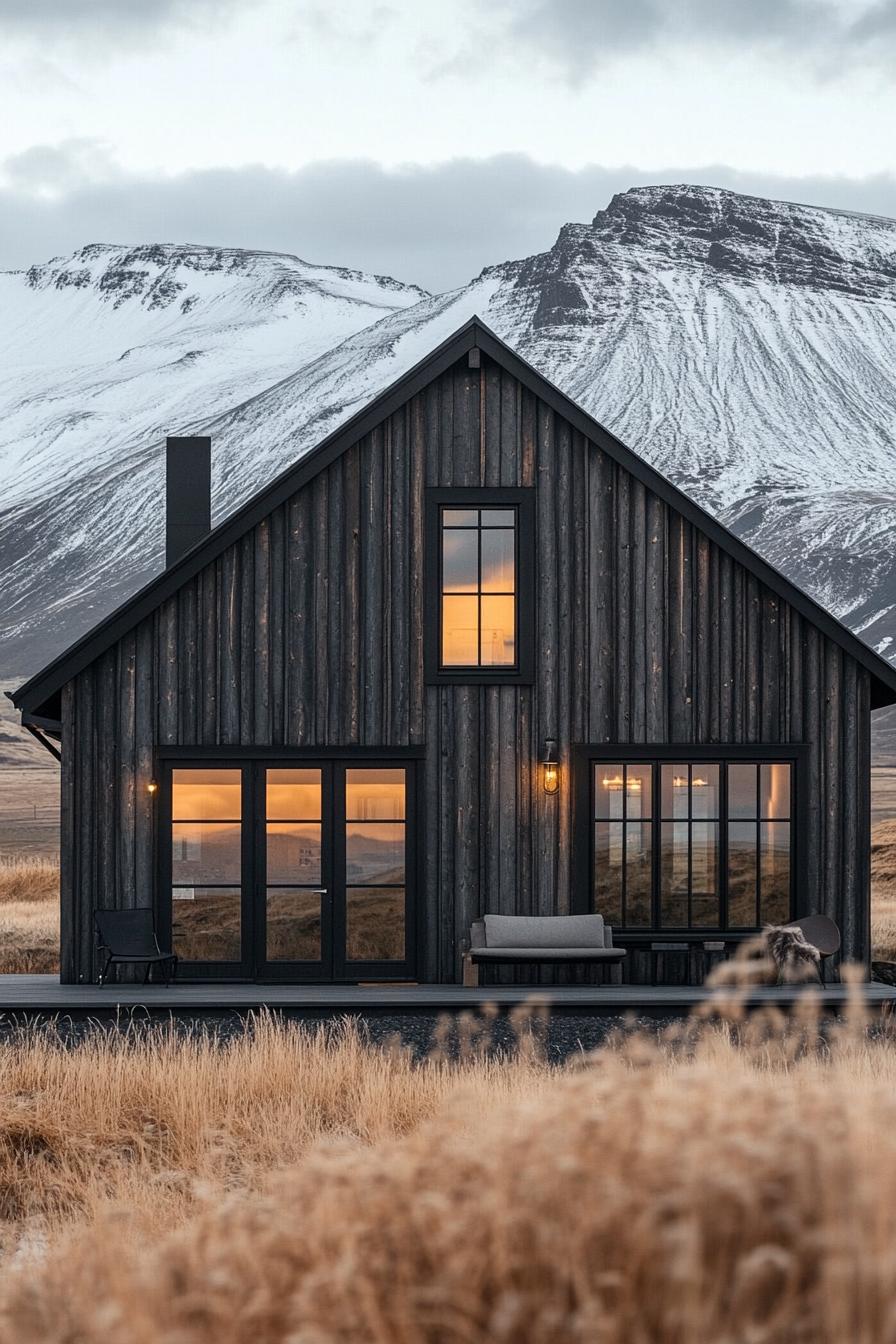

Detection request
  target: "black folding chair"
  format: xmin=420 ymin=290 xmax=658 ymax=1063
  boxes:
xmin=94 ymin=909 xmax=178 ymax=986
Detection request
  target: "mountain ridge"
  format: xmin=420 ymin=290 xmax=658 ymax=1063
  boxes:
xmin=2 ymin=184 xmax=895 ymax=701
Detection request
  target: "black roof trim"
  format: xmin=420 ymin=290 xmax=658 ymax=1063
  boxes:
xmin=12 ymin=315 xmax=896 ymax=715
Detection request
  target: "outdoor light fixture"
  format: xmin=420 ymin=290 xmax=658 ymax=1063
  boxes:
xmin=147 ymin=779 xmax=158 ymax=796
xmin=542 ymin=739 xmax=559 ymax=795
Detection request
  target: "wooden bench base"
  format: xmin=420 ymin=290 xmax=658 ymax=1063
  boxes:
xmin=462 ymin=953 xmax=624 ymax=988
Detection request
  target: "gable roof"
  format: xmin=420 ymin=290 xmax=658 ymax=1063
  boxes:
xmin=12 ymin=315 xmax=896 ymax=719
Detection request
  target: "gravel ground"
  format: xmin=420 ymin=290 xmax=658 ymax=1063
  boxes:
xmin=0 ymin=1007 xmax=676 ymax=1060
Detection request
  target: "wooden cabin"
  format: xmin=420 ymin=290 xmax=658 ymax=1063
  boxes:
xmin=11 ymin=319 xmax=896 ymax=986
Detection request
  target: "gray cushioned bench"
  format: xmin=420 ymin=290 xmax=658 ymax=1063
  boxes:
xmin=462 ymin=913 xmax=626 ymax=987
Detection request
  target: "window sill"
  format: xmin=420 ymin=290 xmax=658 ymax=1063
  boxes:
xmin=427 ymin=670 xmax=534 ymax=686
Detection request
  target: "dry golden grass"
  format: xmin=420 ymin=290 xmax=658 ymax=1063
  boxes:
xmin=872 ymin=819 xmax=896 ymax=961
xmin=0 ymin=857 xmax=58 ymax=974
xmin=0 ymin=1014 xmax=549 ymax=1255
xmin=0 ymin=999 xmax=895 ymax=1342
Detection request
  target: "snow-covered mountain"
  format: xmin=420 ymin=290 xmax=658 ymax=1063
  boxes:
xmin=3 ymin=186 xmax=896 ymax=697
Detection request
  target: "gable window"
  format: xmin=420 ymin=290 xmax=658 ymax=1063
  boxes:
xmin=588 ymin=753 xmax=797 ymax=932
xmin=425 ymin=488 xmax=534 ymax=683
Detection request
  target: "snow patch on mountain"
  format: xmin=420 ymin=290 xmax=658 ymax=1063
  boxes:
xmin=2 ymin=187 xmax=896 ymax=691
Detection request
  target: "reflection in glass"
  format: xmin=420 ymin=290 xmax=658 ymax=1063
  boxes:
xmin=661 ymin=821 xmax=689 ymax=925
xmin=480 ymin=530 xmax=515 ymax=592
xmin=266 ymin=823 xmax=321 ymax=885
xmin=661 ymin=765 xmax=690 ymax=819
xmin=480 ymin=595 xmax=515 ymax=664
xmin=172 ymin=769 xmax=241 ymax=821
xmin=596 ymin=770 xmax=625 ymax=820
xmin=691 ymin=821 xmax=718 ymax=898
xmin=626 ymin=765 xmax=652 ymax=820
xmin=346 ymin=887 xmax=405 ymax=961
xmin=442 ymin=530 xmax=478 ymax=592
xmin=266 ymin=769 xmax=321 ymax=821
xmin=761 ymin=822 xmax=791 ymax=924
xmin=172 ymin=822 xmax=241 ymax=885
xmin=440 ymin=505 xmax=517 ymax=668
xmin=591 ymin=757 xmax=794 ymax=933
xmin=728 ymin=764 xmax=757 ymax=819
xmin=760 ymin=764 xmax=791 ymax=820
xmin=728 ymin=822 xmax=758 ymax=926
xmin=691 ymin=897 xmax=718 ymax=928
xmin=266 ymin=888 xmax=322 ymax=961
xmin=442 ymin=595 xmax=479 ymax=666
xmin=691 ymin=765 xmax=720 ymax=819
xmin=346 ymin=823 xmax=406 ymax=884
xmin=346 ymin=770 xmax=406 ymax=820
xmin=172 ymin=887 xmax=241 ymax=962
xmin=594 ymin=822 xmax=623 ymax=924
xmin=625 ymin=823 xmax=652 ymax=925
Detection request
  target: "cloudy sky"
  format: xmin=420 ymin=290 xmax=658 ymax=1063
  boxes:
xmin=2 ymin=0 xmax=896 ymax=290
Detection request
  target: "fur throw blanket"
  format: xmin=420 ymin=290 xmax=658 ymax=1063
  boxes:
xmin=709 ymin=924 xmax=823 ymax=988
xmin=763 ymin=925 xmax=822 ymax=985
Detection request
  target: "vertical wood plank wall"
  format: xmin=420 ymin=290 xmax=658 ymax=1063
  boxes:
xmin=60 ymin=354 xmax=872 ymax=982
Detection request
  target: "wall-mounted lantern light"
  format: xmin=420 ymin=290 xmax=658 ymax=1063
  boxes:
xmin=147 ymin=779 xmax=158 ymax=796
xmin=542 ymin=739 xmax=560 ymax=795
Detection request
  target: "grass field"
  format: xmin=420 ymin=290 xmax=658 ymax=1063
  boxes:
xmin=0 ymin=1000 xmax=895 ymax=1341
xmin=0 ymin=857 xmax=59 ymax=973
xmin=2 ymin=778 xmax=896 ymax=1338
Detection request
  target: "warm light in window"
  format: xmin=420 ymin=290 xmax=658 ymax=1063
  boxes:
xmin=441 ymin=507 xmax=516 ymax=667
xmin=601 ymin=774 xmax=642 ymax=792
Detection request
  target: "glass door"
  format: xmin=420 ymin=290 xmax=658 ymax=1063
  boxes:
xmin=163 ymin=758 xmax=416 ymax=981
xmin=168 ymin=765 xmax=252 ymax=979
xmin=335 ymin=766 xmax=412 ymax=978
xmin=257 ymin=765 xmax=333 ymax=980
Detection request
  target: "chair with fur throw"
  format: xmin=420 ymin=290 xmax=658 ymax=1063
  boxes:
xmin=764 ymin=925 xmax=822 ymax=984
xmin=708 ymin=914 xmax=840 ymax=988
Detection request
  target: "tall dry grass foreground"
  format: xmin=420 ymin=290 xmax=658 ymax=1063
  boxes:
xmin=4 ymin=1002 xmax=896 ymax=1342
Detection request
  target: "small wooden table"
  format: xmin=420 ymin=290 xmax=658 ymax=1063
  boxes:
xmin=650 ymin=942 xmax=689 ymax=985
xmin=650 ymin=939 xmax=731 ymax=985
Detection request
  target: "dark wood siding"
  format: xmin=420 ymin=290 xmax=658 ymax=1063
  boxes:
xmin=59 ymin=354 xmax=872 ymax=982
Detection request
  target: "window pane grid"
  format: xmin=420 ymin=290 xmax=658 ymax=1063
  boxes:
xmin=441 ymin=505 xmax=516 ymax=669
xmin=594 ymin=759 xmax=793 ymax=932
xmin=171 ymin=768 xmax=244 ymax=962
xmin=345 ymin=770 xmax=406 ymax=962
xmin=265 ymin=769 xmax=323 ymax=963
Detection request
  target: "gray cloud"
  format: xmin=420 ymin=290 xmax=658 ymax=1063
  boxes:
xmin=478 ymin=0 xmax=896 ymax=78
xmin=3 ymin=146 xmax=896 ymax=292
xmin=0 ymin=0 xmax=243 ymax=42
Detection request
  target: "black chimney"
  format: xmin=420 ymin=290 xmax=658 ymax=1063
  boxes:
xmin=166 ymin=436 xmax=211 ymax=568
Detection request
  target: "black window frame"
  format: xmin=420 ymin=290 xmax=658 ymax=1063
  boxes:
xmin=424 ymin=487 xmax=535 ymax=685
xmin=572 ymin=743 xmax=807 ymax=936
xmin=155 ymin=746 xmax=423 ymax=982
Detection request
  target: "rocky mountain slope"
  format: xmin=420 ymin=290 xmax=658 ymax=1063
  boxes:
xmin=2 ymin=186 xmax=896 ymax=697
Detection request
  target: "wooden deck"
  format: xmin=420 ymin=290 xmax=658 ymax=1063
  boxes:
xmin=0 ymin=976 xmax=893 ymax=1018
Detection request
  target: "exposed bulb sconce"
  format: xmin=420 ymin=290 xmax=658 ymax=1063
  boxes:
xmin=147 ymin=779 xmax=158 ymax=796
xmin=542 ymin=739 xmax=559 ymax=795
